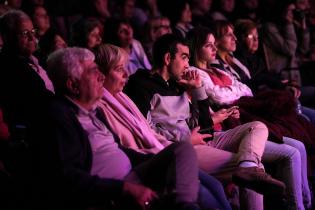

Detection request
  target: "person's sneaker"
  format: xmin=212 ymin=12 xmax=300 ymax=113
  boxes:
xmin=232 ymin=167 xmax=286 ymax=197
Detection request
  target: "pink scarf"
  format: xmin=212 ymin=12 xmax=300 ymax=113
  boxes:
xmin=98 ymin=89 xmax=169 ymax=154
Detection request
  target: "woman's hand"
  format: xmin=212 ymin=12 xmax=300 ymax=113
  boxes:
xmin=229 ymin=108 xmax=240 ymax=119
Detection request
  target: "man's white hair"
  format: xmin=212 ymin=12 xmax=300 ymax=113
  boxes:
xmin=47 ymin=47 xmax=95 ymax=94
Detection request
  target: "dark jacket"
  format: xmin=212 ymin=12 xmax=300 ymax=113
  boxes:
xmin=0 ymin=50 xmax=54 ymax=137
xmin=32 ymin=96 xmax=151 ymax=209
xmin=124 ymin=69 xmax=213 ymax=138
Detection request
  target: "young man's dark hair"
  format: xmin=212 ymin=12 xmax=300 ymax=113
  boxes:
xmin=152 ymin=33 xmax=188 ymax=69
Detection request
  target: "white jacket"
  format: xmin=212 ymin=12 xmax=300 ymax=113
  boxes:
xmin=188 ymin=66 xmax=253 ymax=105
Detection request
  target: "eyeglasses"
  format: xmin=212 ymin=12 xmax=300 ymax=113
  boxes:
xmin=247 ymin=34 xmax=259 ymax=40
xmin=18 ymin=29 xmax=37 ymax=38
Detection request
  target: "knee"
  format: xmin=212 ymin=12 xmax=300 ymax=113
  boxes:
xmin=281 ymin=144 xmax=301 ymax=162
xmin=283 ymin=137 xmax=307 ymax=156
xmin=250 ymin=121 xmax=268 ymax=131
xmin=247 ymin=121 xmax=268 ymax=139
xmin=291 ymin=140 xmax=306 ymax=154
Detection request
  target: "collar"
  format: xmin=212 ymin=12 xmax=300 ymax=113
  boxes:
xmin=65 ymin=96 xmax=98 ymax=116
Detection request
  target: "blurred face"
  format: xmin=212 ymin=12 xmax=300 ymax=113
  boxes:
xmin=150 ymin=18 xmax=172 ymax=41
xmin=103 ymin=59 xmax=128 ymax=95
xmin=169 ymin=44 xmax=190 ymax=81
xmin=117 ymin=23 xmax=133 ymax=47
xmin=216 ymin=26 xmax=237 ymax=53
xmin=17 ymin=19 xmax=37 ymax=56
xmin=157 ymin=18 xmax=172 ymax=37
xmin=149 ymin=19 xmax=161 ymax=41
xmin=87 ymin=26 xmax=102 ymax=49
xmin=53 ymin=35 xmax=67 ymax=51
xmin=296 ymin=0 xmax=310 ymax=11
xmin=123 ymin=0 xmax=135 ymax=19
xmin=94 ymin=0 xmax=109 ymax=17
xmin=7 ymin=0 xmax=22 ymax=9
xmin=199 ymin=34 xmax=217 ymax=62
xmin=244 ymin=28 xmax=259 ymax=54
xmin=221 ymin=0 xmax=235 ymax=12
xmin=33 ymin=7 xmax=50 ymax=35
xmin=284 ymin=3 xmax=295 ymax=21
xmin=243 ymin=0 xmax=258 ymax=10
xmin=181 ymin=3 xmax=192 ymax=23
xmin=196 ymin=0 xmax=212 ymax=13
xmin=78 ymin=60 xmax=105 ymax=103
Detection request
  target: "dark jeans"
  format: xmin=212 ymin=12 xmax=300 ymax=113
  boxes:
xmin=300 ymin=86 xmax=315 ymax=108
xmin=199 ymin=170 xmax=232 ymax=210
xmin=132 ymin=141 xmax=200 ymax=206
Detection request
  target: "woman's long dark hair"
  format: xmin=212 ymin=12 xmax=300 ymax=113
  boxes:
xmin=186 ymin=26 xmax=214 ymax=67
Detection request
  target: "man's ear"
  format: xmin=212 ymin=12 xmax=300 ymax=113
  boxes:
xmin=164 ymin=52 xmax=171 ymax=66
xmin=66 ymin=78 xmax=79 ymax=95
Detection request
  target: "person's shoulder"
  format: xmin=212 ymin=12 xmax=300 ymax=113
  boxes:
xmin=125 ymin=69 xmax=160 ymax=94
xmin=128 ymin=69 xmax=153 ymax=83
xmin=0 ymin=51 xmax=12 ymax=65
xmin=261 ymin=22 xmax=278 ymax=30
xmin=48 ymin=96 xmax=77 ymax=118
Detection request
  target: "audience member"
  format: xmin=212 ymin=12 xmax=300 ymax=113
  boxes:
xmin=104 ymin=18 xmax=151 ymax=75
xmin=36 ymin=28 xmax=67 ymax=68
xmin=44 ymin=0 xmax=84 ymax=41
xmin=190 ymin=0 xmax=213 ymax=28
xmin=70 ymin=17 xmax=103 ymax=50
xmin=234 ymin=0 xmax=260 ymax=23
xmin=28 ymin=5 xmax=50 ymax=37
xmin=260 ymin=0 xmax=315 ymax=109
xmin=0 ymin=10 xmax=54 ymax=136
xmin=210 ymin=0 xmax=235 ymax=22
xmin=171 ymin=0 xmax=194 ymax=39
xmin=111 ymin=0 xmax=145 ymax=38
xmin=83 ymin=0 xmax=111 ymax=24
xmin=0 ymin=10 xmax=55 ymax=209
xmin=134 ymin=0 xmax=161 ymax=20
xmin=234 ymin=19 xmax=315 ymax=123
xmin=142 ymin=16 xmax=172 ymax=62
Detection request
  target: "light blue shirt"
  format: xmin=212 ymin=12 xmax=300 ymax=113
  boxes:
xmin=73 ymin=100 xmax=132 ymax=180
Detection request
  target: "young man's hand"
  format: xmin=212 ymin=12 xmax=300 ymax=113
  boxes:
xmin=190 ymin=126 xmax=212 ymax=145
xmin=178 ymin=70 xmax=202 ymax=89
